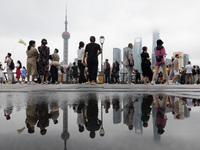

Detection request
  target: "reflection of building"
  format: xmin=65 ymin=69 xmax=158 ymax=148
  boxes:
xmin=133 ymin=96 xmax=143 ymax=134
xmin=113 ymin=48 xmax=121 ymax=71
xmin=183 ymin=54 xmax=189 ymax=67
xmin=62 ymin=3 xmax=70 ymax=65
xmin=152 ymin=31 xmax=160 ymax=67
xmin=61 ymin=102 xmax=70 ymax=150
xmin=184 ymin=105 xmax=190 ymax=118
xmin=152 ymin=105 xmax=161 ymax=141
xmin=173 ymin=52 xmax=184 ymax=69
xmin=122 ymin=47 xmax=127 ymax=73
xmin=133 ymin=38 xmax=142 ymax=73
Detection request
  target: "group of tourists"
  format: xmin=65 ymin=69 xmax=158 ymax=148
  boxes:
xmin=0 ymin=37 xmax=199 ymax=85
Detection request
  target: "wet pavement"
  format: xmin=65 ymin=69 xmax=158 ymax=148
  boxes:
xmin=0 ymin=92 xmax=200 ymax=150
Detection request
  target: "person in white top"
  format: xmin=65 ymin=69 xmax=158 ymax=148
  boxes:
xmin=185 ymin=61 xmax=193 ymax=84
xmin=172 ymin=54 xmax=180 ymax=84
xmin=77 ymin=41 xmax=86 ymax=84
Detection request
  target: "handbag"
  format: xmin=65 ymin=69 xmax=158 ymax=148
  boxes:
xmin=155 ymin=48 xmax=163 ymax=62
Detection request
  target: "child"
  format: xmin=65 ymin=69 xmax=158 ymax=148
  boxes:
xmin=72 ymin=62 xmax=78 ymax=84
xmin=158 ymin=71 xmax=164 ymax=84
xmin=69 ymin=67 xmax=73 ymax=84
xmin=0 ymin=62 xmax=5 ymax=84
xmin=16 ymin=60 xmax=22 ymax=84
xmin=21 ymin=66 xmax=27 ymax=84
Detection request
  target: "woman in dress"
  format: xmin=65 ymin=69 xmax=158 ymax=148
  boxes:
xmin=38 ymin=39 xmax=50 ymax=85
xmin=26 ymin=40 xmax=39 ymax=84
xmin=141 ymin=46 xmax=153 ymax=85
xmin=151 ymin=39 xmax=169 ymax=85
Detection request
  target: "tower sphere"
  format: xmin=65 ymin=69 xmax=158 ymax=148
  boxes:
xmin=62 ymin=31 xmax=70 ymax=40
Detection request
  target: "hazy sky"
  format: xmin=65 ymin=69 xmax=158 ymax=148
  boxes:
xmin=0 ymin=0 xmax=200 ymax=67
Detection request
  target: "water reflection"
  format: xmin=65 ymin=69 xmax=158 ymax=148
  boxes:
xmin=0 ymin=93 xmax=200 ymax=150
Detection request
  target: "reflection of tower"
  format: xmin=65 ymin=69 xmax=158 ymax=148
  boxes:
xmin=152 ymin=105 xmax=161 ymax=141
xmin=62 ymin=2 xmax=70 ymax=65
xmin=61 ymin=102 xmax=70 ymax=150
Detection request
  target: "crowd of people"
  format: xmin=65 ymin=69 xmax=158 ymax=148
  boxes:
xmin=0 ymin=37 xmax=199 ymax=85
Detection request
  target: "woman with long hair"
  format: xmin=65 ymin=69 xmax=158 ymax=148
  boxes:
xmin=113 ymin=61 xmax=120 ymax=84
xmin=77 ymin=41 xmax=86 ymax=84
xmin=26 ymin=40 xmax=39 ymax=85
xmin=38 ymin=39 xmax=50 ymax=85
xmin=141 ymin=46 xmax=153 ymax=85
xmin=151 ymin=40 xmax=169 ymax=85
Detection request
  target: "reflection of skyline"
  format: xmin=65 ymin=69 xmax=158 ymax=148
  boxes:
xmin=0 ymin=93 xmax=199 ymax=149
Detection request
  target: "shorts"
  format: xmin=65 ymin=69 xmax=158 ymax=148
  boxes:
xmin=174 ymin=70 xmax=180 ymax=76
xmin=157 ymin=62 xmax=165 ymax=66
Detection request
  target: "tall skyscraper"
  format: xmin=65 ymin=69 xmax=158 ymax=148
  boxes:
xmin=133 ymin=38 xmax=142 ymax=73
xmin=183 ymin=54 xmax=189 ymax=67
xmin=173 ymin=52 xmax=184 ymax=69
xmin=152 ymin=31 xmax=160 ymax=67
xmin=62 ymin=3 xmax=70 ymax=65
xmin=113 ymin=48 xmax=121 ymax=71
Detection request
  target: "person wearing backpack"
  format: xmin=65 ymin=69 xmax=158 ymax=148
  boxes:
xmin=4 ymin=53 xmax=14 ymax=84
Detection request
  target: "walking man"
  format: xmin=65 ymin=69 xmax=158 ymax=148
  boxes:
xmin=4 ymin=53 xmax=14 ymax=84
xmin=123 ymin=43 xmax=134 ymax=84
xmin=104 ymin=59 xmax=111 ymax=84
xmin=83 ymin=36 xmax=102 ymax=85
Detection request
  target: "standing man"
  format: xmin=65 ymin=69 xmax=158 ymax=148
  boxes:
xmin=185 ymin=61 xmax=193 ymax=84
xmin=104 ymin=59 xmax=111 ymax=84
xmin=172 ymin=54 xmax=180 ymax=84
xmin=51 ymin=49 xmax=60 ymax=84
xmin=4 ymin=53 xmax=14 ymax=84
xmin=83 ymin=36 xmax=102 ymax=85
xmin=123 ymin=43 xmax=134 ymax=84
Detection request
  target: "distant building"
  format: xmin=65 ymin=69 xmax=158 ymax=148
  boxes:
xmin=165 ymin=58 xmax=171 ymax=66
xmin=183 ymin=54 xmax=189 ymax=67
xmin=173 ymin=52 xmax=184 ymax=69
xmin=74 ymin=58 xmax=78 ymax=65
xmin=152 ymin=31 xmax=160 ymax=67
xmin=113 ymin=48 xmax=121 ymax=71
xmin=133 ymin=38 xmax=142 ymax=73
xmin=122 ymin=47 xmax=127 ymax=73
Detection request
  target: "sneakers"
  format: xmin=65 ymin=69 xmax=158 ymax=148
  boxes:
xmin=151 ymin=81 xmax=155 ymax=85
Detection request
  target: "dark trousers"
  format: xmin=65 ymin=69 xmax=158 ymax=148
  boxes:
xmin=78 ymin=60 xmax=86 ymax=83
xmin=51 ymin=65 xmax=58 ymax=84
xmin=105 ymin=72 xmax=110 ymax=83
xmin=88 ymin=61 xmax=98 ymax=82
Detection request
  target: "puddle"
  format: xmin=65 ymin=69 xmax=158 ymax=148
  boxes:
xmin=0 ymin=92 xmax=199 ymax=150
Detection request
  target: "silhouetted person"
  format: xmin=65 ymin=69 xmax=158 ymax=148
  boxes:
xmin=84 ymin=95 xmax=102 ymax=139
xmin=141 ymin=95 xmax=153 ymax=128
xmin=25 ymin=99 xmax=38 ymax=134
xmin=104 ymin=99 xmax=111 ymax=113
xmin=4 ymin=101 xmax=13 ymax=120
xmin=77 ymin=100 xmax=86 ymax=133
xmin=37 ymin=101 xmax=49 ymax=135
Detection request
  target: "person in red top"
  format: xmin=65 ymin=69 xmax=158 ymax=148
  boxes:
xmin=16 ymin=60 xmax=22 ymax=84
xmin=151 ymin=39 xmax=169 ymax=85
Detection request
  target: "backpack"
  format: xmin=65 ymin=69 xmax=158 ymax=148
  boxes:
xmin=9 ymin=59 xmax=15 ymax=70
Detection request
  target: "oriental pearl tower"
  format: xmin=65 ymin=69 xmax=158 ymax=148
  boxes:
xmin=62 ymin=2 xmax=70 ymax=65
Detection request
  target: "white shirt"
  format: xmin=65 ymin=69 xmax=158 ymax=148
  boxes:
xmin=77 ymin=48 xmax=84 ymax=60
xmin=185 ymin=64 xmax=193 ymax=74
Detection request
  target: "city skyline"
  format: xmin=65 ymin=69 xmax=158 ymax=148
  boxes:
xmin=0 ymin=0 xmax=200 ymax=68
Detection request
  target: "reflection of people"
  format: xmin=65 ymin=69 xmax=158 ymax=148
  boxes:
xmin=104 ymin=99 xmax=110 ymax=113
xmin=141 ymin=95 xmax=153 ymax=128
xmin=84 ymin=98 xmax=102 ymax=139
xmin=123 ymin=98 xmax=136 ymax=130
xmin=4 ymin=102 xmax=13 ymax=120
xmin=25 ymin=100 xmax=38 ymax=134
xmin=77 ymin=101 xmax=86 ymax=133
xmin=49 ymin=101 xmax=59 ymax=124
xmin=37 ymin=101 xmax=49 ymax=135
xmin=153 ymin=95 xmax=168 ymax=135
xmin=112 ymin=96 xmax=122 ymax=124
